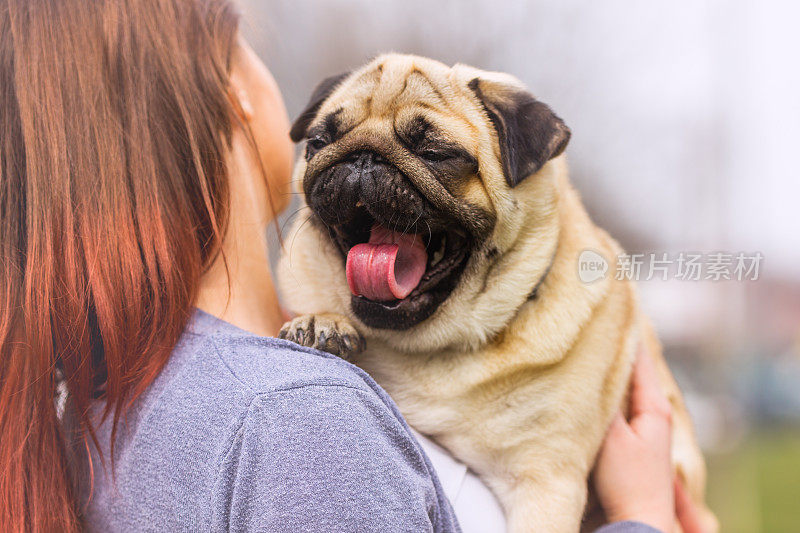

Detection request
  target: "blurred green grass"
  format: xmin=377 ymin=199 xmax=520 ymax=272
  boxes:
xmin=706 ymin=428 xmax=800 ymax=533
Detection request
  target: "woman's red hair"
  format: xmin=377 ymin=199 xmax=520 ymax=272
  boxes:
xmin=0 ymin=0 xmax=240 ymax=530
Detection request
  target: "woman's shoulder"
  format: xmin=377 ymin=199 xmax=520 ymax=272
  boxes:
xmin=178 ymin=310 xmax=435 ymax=476
xmin=190 ymin=310 xmax=378 ymax=398
xmin=169 ymin=309 xmax=419 ymax=453
xmin=189 ymin=311 xmax=436 ymax=484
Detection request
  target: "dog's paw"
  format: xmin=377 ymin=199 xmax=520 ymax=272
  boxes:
xmin=278 ymin=313 xmax=366 ymax=359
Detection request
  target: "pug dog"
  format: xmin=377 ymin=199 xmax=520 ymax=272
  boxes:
xmin=277 ymin=54 xmax=715 ymax=533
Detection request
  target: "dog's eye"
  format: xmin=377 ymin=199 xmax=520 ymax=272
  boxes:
xmin=308 ymin=137 xmax=328 ymax=150
xmin=305 ymin=136 xmax=329 ymax=160
xmin=419 ymin=149 xmax=454 ymax=163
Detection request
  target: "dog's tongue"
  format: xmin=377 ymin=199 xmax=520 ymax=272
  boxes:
xmin=346 ymin=225 xmax=427 ymax=301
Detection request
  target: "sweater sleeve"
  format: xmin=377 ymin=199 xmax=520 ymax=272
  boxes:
xmin=210 ymin=383 xmax=460 ymax=533
xmin=595 ymin=521 xmax=663 ymax=533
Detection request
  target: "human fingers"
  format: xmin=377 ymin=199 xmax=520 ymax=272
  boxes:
xmin=629 ymin=345 xmax=672 ymax=437
xmin=674 ymin=477 xmax=712 ymax=533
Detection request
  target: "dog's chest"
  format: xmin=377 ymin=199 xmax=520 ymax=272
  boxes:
xmin=353 ymin=341 xmax=575 ymax=434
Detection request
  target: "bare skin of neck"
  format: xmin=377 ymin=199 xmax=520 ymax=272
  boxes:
xmin=195 ymin=127 xmax=285 ymax=338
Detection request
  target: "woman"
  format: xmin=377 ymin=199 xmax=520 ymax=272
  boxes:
xmin=0 ymin=0 xmax=707 ymax=531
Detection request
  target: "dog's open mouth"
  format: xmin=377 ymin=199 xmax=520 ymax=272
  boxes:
xmin=346 ymin=225 xmax=428 ymax=302
xmin=326 ymin=206 xmax=471 ymax=330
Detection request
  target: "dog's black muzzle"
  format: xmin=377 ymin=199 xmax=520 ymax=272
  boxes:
xmin=305 ymin=150 xmax=448 ymax=236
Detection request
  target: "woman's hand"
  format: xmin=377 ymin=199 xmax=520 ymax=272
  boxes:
xmin=594 ymin=346 xmax=675 ymax=532
xmin=674 ymin=474 xmax=715 ymax=533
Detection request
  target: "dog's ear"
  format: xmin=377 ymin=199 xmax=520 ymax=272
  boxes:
xmin=468 ymin=78 xmax=570 ymax=187
xmin=289 ymin=72 xmax=350 ymax=143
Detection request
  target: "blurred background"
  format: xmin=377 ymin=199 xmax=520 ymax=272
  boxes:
xmin=241 ymin=1 xmax=800 ymax=530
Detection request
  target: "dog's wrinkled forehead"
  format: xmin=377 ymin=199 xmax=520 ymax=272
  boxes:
xmin=315 ymin=56 xmax=477 ymax=154
xmin=333 ymin=60 xmax=446 ymax=110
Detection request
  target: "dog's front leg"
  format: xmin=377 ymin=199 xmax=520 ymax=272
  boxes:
xmin=278 ymin=313 xmax=365 ymax=360
xmin=502 ymin=469 xmax=589 ymax=533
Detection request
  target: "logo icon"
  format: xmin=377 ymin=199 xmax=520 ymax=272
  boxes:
xmin=578 ymin=249 xmax=608 ymax=283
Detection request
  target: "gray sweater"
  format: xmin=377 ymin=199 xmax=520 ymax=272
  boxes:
xmin=82 ymin=309 xmax=658 ymax=533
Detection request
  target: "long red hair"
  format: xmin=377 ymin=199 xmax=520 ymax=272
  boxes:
xmin=0 ymin=0 xmax=240 ymax=530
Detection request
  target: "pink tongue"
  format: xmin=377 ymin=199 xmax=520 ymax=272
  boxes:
xmin=346 ymin=225 xmax=428 ymax=301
